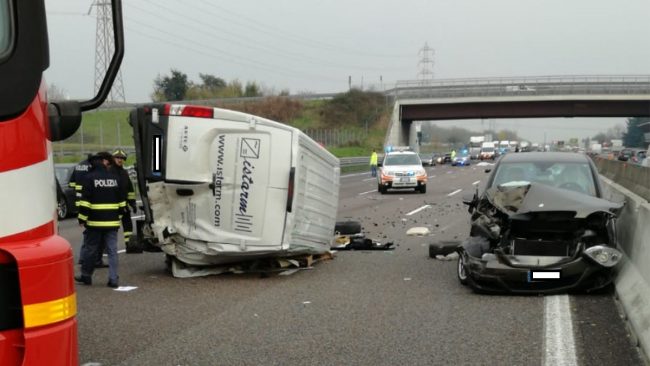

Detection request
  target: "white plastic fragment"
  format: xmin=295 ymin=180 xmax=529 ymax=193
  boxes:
xmin=406 ymin=227 xmax=431 ymax=236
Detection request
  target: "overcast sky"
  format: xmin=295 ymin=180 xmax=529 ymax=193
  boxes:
xmin=44 ymin=0 xmax=650 ymax=142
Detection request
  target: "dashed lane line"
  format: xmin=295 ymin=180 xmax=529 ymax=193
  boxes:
xmin=358 ymin=190 xmax=376 ymax=196
xmin=543 ymin=295 xmax=578 ymax=366
xmin=406 ymin=205 xmax=431 ymax=216
xmin=447 ymin=189 xmax=462 ymax=197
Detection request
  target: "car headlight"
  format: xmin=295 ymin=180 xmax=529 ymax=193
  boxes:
xmin=416 ymin=169 xmax=426 ymax=176
xmin=584 ymin=245 xmax=622 ymax=267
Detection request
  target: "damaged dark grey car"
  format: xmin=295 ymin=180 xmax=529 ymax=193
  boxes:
xmin=458 ymin=152 xmax=623 ymax=294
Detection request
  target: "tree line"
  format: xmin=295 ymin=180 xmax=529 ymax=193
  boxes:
xmin=151 ymin=69 xmax=287 ymax=101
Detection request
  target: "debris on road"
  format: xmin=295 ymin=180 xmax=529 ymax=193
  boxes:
xmin=406 ymin=227 xmax=431 ymax=236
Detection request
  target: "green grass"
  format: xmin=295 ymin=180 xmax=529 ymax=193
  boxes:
xmin=52 ymin=102 xmax=390 ymax=162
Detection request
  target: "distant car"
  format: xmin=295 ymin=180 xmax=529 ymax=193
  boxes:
xmin=438 ymin=153 xmax=452 ymax=164
xmin=452 ymin=153 xmax=471 ymax=166
xmin=419 ymin=153 xmax=434 ymax=166
xmin=377 ymin=151 xmax=427 ymax=194
xmin=618 ymin=148 xmax=646 ymax=163
xmin=456 ymin=152 xmax=623 ymax=294
xmin=54 ymin=163 xmax=78 ymax=220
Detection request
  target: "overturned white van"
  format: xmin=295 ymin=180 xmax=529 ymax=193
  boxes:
xmin=129 ymin=104 xmax=340 ymax=277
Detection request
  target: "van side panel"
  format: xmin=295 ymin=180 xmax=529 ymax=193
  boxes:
xmin=283 ymin=133 xmax=340 ymax=252
xmin=157 ymin=115 xmax=292 ymax=255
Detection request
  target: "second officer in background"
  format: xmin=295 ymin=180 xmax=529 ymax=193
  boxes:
xmin=111 ymin=149 xmax=137 ymax=247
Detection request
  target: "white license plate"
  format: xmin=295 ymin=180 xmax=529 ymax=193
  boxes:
xmin=529 ymin=271 xmax=561 ymax=281
xmin=399 ymin=177 xmax=412 ymax=183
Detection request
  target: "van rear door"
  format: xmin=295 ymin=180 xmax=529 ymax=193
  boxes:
xmin=134 ymin=105 xmax=294 ymax=253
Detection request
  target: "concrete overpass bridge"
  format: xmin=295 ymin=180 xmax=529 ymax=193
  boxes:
xmin=384 ymin=75 xmax=650 ymax=148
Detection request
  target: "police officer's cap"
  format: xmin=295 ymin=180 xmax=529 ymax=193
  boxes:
xmin=112 ymin=149 xmax=127 ymax=159
xmin=93 ymin=151 xmax=113 ymax=161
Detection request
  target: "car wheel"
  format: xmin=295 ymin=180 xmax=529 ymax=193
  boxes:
xmin=57 ymin=197 xmax=68 ymax=220
xmin=419 ymin=185 xmax=426 ymax=194
xmin=335 ymin=220 xmax=362 ymax=235
xmin=457 ymin=254 xmax=468 ymax=286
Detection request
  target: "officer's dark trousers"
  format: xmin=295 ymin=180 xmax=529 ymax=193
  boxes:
xmin=81 ymin=228 xmax=119 ymax=283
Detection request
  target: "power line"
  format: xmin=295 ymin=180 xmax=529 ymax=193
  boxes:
xmin=188 ymin=0 xmax=412 ymax=59
xmin=125 ymin=1 xmax=402 ymax=73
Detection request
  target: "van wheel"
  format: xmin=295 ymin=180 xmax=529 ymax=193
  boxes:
xmin=335 ymin=220 xmax=362 ymax=235
xmin=57 ymin=197 xmax=68 ymax=220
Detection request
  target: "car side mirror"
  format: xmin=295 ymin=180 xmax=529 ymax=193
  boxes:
xmin=484 ymin=169 xmax=492 ymax=173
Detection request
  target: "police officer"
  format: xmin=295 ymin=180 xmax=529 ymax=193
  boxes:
xmin=111 ymin=149 xmax=137 ymax=245
xmin=70 ymin=154 xmax=108 ymax=268
xmin=75 ymin=152 xmax=126 ymax=288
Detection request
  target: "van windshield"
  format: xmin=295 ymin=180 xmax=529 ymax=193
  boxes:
xmin=0 ymin=0 xmax=11 ymax=61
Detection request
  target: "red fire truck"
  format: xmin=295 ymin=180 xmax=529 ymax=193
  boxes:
xmin=0 ymin=0 xmax=123 ymax=364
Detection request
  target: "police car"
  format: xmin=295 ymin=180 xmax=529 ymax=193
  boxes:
xmin=377 ymin=151 xmax=427 ymax=194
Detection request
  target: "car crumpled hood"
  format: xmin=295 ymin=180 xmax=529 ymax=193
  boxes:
xmin=485 ymin=182 xmax=623 ymax=218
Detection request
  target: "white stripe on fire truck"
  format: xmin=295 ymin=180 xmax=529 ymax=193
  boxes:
xmin=0 ymin=157 xmax=57 ymax=238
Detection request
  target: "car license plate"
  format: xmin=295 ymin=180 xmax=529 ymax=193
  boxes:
xmin=399 ymin=177 xmax=411 ymax=183
xmin=528 ymin=270 xmax=561 ymax=281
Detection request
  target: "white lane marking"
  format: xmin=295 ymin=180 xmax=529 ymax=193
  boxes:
xmin=447 ymin=189 xmax=462 ymax=196
xmin=472 ymin=180 xmax=481 ymax=185
xmin=362 ymin=177 xmax=376 ymax=181
xmin=358 ymin=190 xmax=375 ymax=196
xmin=543 ymin=295 xmax=578 ymax=366
xmin=406 ymin=205 xmax=430 ymax=216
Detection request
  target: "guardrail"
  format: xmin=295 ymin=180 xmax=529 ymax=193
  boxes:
xmin=595 ymin=158 xmax=649 ymax=202
xmin=388 ymin=74 xmax=650 ymax=100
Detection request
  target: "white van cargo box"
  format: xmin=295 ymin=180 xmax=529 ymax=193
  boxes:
xmin=130 ymin=104 xmax=340 ymax=276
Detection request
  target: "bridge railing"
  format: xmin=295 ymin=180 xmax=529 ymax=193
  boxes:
xmin=390 ymin=75 xmax=650 ymax=99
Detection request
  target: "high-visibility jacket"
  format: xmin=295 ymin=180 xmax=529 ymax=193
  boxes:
xmin=78 ymin=166 xmax=126 ymax=229
xmin=69 ymin=159 xmax=93 ymax=206
xmin=370 ymin=152 xmax=378 ymax=166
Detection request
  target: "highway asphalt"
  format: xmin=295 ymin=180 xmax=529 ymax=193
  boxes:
xmin=57 ymin=162 xmax=646 ymax=365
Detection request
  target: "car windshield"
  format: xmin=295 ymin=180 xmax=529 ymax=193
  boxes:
xmin=384 ymin=154 xmax=421 ymax=166
xmin=55 ymin=167 xmax=71 ymax=184
xmin=492 ymin=161 xmax=597 ymax=196
xmin=0 ymin=0 xmax=11 ymax=60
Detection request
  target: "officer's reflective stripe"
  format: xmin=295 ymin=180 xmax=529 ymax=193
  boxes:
xmin=75 ymin=185 xmax=82 ymax=191
xmin=78 ymin=200 xmax=91 ymax=208
xmin=86 ymin=220 xmax=121 ymax=227
xmin=118 ymin=201 xmax=126 ymax=207
xmin=124 ymin=231 xmax=132 ymax=238
xmin=68 ymin=182 xmax=76 ymax=188
xmin=127 ymin=192 xmax=136 ymax=199
xmin=78 ymin=214 xmax=88 ymax=221
xmin=23 ymin=293 xmax=77 ymax=328
xmin=89 ymin=203 xmax=121 ymax=210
